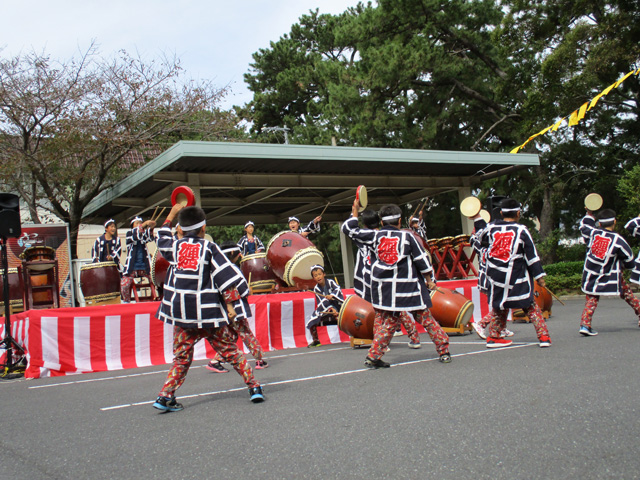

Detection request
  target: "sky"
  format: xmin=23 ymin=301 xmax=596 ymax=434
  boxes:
xmin=0 ymin=0 xmax=365 ymax=109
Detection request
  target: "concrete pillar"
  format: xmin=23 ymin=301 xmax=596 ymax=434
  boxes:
xmin=188 ymin=173 xmax=201 ymax=207
xmin=458 ymin=187 xmax=474 ymax=235
xmin=340 ymin=226 xmax=355 ymax=288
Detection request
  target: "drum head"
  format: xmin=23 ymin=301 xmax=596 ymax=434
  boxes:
xmin=356 ymin=185 xmax=368 ymax=212
xmin=171 ymin=186 xmax=195 ymax=207
xmin=584 ymin=193 xmax=603 ymax=211
xmin=460 ymin=196 xmax=482 ymax=217
xmin=479 ymin=209 xmax=491 ymax=223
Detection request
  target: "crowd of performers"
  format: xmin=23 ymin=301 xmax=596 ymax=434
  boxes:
xmin=91 ymin=197 xmax=640 ymax=412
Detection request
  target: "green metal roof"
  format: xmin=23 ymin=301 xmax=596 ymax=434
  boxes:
xmin=83 ymin=140 xmax=539 ymax=226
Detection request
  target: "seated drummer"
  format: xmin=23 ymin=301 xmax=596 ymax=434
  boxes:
xmin=220 ymin=240 xmax=242 ymax=265
xmin=237 ymin=221 xmax=265 ymax=257
xmin=409 ymin=210 xmax=428 ymax=242
xmin=306 ymin=265 xmax=344 ymax=348
xmin=91 ymin=219 xmax=122 ymax=270
xmin=288 ymin=216 xmax=321 ymax=238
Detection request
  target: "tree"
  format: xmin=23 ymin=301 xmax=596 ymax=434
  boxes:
xmin=0 ymin=44 xmax=241 ymax=257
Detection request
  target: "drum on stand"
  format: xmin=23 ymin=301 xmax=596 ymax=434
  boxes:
xmin=80 ymin=261 xmax=121 ymax=305
xmin=429 ymin=287 xmax=474 ymax=330
xmin=266 ymin=231 xmax=324 ymax=289
xmin=20 ymin=246 xmax=56 ymax=271
xmin=337 ymin=295 xmax=375 ymax=340
xmin=239 ymin=252 xmax=283 ymax=293
xmin=151 ymin=249 xmax=170 ymax=291
xmin=452 ymin=234 xmax=470 ymax=248
xmin=0 ymin=267 xmax=24 ymax=313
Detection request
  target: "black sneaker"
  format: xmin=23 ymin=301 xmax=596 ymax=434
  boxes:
xmin=439 ymin=353 xmax=452 ymax=363
xmin=307 ymin=340 xmax=322 ymax=348
xmin=206 ymin=361 xmax=229 ymax=373
xmin=152 ymin=395 xmax=184 ymax=413
xmin=249 ymin=386 xmax=265 ymax=403
xmin=364 ymin=357 xmax=390 ymax=369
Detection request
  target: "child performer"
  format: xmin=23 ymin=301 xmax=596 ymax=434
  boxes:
xmin=350 ymin=209 xmax=421 ymax=348
xmin=479 ymin=198 xmax=550 ymax=348
xmin=237 ymin=221 xmax=265 ymax=257
xmin=409 ymin=209 xmax=428 ymax=243
xmin=342 ymin=201 xmax=451 ymax=367
xmin=624 ymin=214 xmax=640 ymax=289
xmin=288 ymin=216 xmax=322 ymax=238
xmin=579 ymin=209 xmax=640 ymax=335
xmin=469 ymin=214 xmax=513 ymax=340
xmin=206 ymin=240 xmax=269 ymax=372
xmin=306 ymin=265 xmax=345 ymax=347
xmin=92 ymin=219 xmax=122 ymax=268
xmin=153 ymin=204 xmax=265 ymax=412
xmin=121 ymin=216 xmax=156 ymax=303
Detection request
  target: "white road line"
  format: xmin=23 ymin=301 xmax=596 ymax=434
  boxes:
xmin=100 ymin=342 xmax=536 ymax=411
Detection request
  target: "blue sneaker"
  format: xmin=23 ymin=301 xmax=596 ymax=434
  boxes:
xmin=153 ymin=396 xmax=184 ymax=413
xmin=249 ymin=386 xmax=265 ymax=403
xmin=579 ymin=326 xmax=598 ymax=336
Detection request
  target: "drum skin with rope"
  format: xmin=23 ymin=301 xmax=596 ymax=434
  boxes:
xmin=20 ymin=246 xmax=56 ymax=271
xmin=266 ymin=231 xmax=324 ymax=289
xmin=151 ymin=248 xmax=170 ymax=290
xmin=429 ymin=287 xmax=474 ymax=330
xmin=239 ymin=252 xmax=283 ymax=293
xmin=337 ymin=295 xmax=376 ymax=340
xmin=80 ymin=261 xmax=121 ymax=305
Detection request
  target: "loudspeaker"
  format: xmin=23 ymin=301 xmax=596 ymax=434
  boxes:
xmin=0 ymin=193 xmax=21 ymax=238
xmin=486 ymin=195 xmax=507 ymax=222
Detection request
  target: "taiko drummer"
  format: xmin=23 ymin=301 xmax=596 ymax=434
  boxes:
xmin=306 ymin=265 xmax=344 ymax=347
xmin=237 ymin=221 xmax=265 ymax=257
xmin=288 ymin=215 xmax=322 ymax=238
xmin=91 ymin=219 xmax=122 ymax=269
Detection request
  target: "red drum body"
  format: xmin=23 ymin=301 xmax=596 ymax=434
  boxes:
xmin=240 ymin=252 xmax=283 ymax=293
xmin=20 ymin=246 xmax=56 ymax=271
xmin=151 ymin=249 xmax=170 ymax=289
xmin=452 ymin=234 xmax=470 ymax=248
xmin=402 ymin=228 xmax=428 ymax=250
xmin=338 ymin=295 xmax=375 ymax=340
xmin=80 ymin=262 xmax=121 ymax=305
xmin=430 ymin=287 xmax=474 ymax=330
xmin=534 ymin=282 xmax=553 ymax=313
xmin=266 ymin=231 xmax=324 ymax=288
xmin=0 ymin=268 xmax=24 ymax=312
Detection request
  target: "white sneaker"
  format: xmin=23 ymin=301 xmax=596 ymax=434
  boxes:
xmin=393 ymin=330 xmax=403 ymax=337
xmin=501 ymin=328 xmax=514 ymax=338
xmin=472 ymin=322 xmax=486 ymax=339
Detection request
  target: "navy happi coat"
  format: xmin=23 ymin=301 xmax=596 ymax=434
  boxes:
xmin=580 ymin=215 xmax=635 ymax=295
xmin=469 ymin=218 xmax=489 ymax=294
xmin=156 ymin=227 xmax=251 ymax=328
xmin=123 ymin=227 xmax=154 ymax=275
xmin=237 ymin=234 xmax=265 ymax=256
xmin=91 ymin=234 xmax=122 ymax=270
xmin=624 ymin=217 xmax=640 ymax=285
xmin=342 ymin=216 xmax=433 ymax=312
xmin=307 ymin=278 xmax=345 ymax=327
xmin=479 ymin=220 xmax=545 ymax=310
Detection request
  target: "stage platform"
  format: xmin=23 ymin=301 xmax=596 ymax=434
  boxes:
xmin=1 ymin=279 xmax=488 ymax=379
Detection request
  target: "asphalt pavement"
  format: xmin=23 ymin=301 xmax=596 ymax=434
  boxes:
xmin=2 ymin=297 xmax=640 ymax=480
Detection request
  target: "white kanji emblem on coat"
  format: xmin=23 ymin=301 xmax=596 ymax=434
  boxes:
xmin=378 ymin=237 xmax=400 ymax=265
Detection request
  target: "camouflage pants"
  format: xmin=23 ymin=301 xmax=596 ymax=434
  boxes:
xmin=159 ymin=324 xmax=259 ymax=398
xmin=488 ymin=303 xmax=548 ymax=340
xmin=210 ymin=318 xmax=265 ymax=362
xmin=580 ymin=278 xmax=640 ymax=328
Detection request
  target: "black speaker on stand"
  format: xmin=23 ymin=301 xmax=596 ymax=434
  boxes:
xmin=0 ymin=193 xmax=23 ymax=378
xmin=486 ymin=195 xmax=507 ymax=222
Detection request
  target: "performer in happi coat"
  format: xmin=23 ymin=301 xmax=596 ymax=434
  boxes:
xmin=478 ymin=198 xmax=550 ymax=348
xmin=342 ymin=201 xmax=451 ymax=367
xmin=121 ymin=216 xmax=156 ymax=303
xmin=288 ymin=215 xmax=321 ymax=238
xmin=237 ymin=221 xmax=265 ymax=257
xmin=91 ymin=219 xmax=122 ymax=269
xmin=579 ymin=209 xmax=640 ymax=336
xmin=624 ymin=214 xmax=640 ymax=287
xmin=306 ymin=265 xmax=345 ymax=347
xmin=153 ymin=204 xmax=265 ymax=411
xmin=409 ymin=210 xmax=428 ymax=243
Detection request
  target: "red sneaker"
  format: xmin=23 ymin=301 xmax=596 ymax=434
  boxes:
xmin=486 ymin=337 xmax=512 ymax=348
xmin=539 ymin=335 xmax=551 ymax=347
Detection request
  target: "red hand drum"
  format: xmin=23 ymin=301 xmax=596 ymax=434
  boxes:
xmin=239 ymin=252 xmax=283 ymax=294
xmin=80 ymin=261 xmax=121 ymax=305
xmin=266 ymin=231 xmax=324 ymax=288
xmin=151 ymin=249 xmax=171 ymax=290
xmin=0 ymin=268 xmax=24 ymax=312
xmin=429 ymin=287 xmax=474 ymax=330
xmin=171 ymin=186 xmax=195 ymax=207
xmin=337 ymin=295 xmax=375 ymax=340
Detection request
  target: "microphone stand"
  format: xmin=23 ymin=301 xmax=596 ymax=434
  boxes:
xmin=0 ymin=236 xmax=24 ymax=378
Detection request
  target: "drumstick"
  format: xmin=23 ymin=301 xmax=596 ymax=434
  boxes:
xmin=544 ymin=286 xmax=565 ymax=306
xmin=151 ymin=206 xmax=159 ymax=222
xmin=316 ymin=292 xmax=345 ymax=303
xmin=248 ymin=272 xmax=252 ymax=295
xmin=319 ymin=202 xmax=330 ymax=216
xmin=152 ymin=207 xmax=166 ymax=223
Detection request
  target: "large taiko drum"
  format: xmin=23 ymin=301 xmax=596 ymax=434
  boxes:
xmin=239 ymin=252 xmax=284 ymax=293
xmin=337 ymin=295 xmax=376 ymax=340
xmin=429 ymin=287 xmax=474 ymax=330
xmin=402 ymin=228 xmax=428 ymax=250
xmin=437 ymin=236 xmax=454 ymax=251
xmin=151 ymin=249 xmax=170 ymax=289
xmin=513 ymin=282 xmax=553 ymax=319
xmin=0 ymin=268 xmax=25 ymax=312
xmin=20 ymin=246 xmax=56 ymax=271
xmin=80 ymin=261 xmax=121 ymax=305
xmin=266 ymin=231 xmax=324 ymax=288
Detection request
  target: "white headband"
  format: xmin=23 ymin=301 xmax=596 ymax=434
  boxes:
xmin=500 ymin=208 xmax=521 ymax=213
xmin=381 ymin=214 xmax=401 ymax=221
xmin=130 ymin=216 xmax=143 ymax=224
xmin=598 ymin=217 xmax=615 ymax=224
xmin=181 ymin=220 xmax=206 ymax=232
xmin=222 ymin=245 xmax=241 ymax=254
xmin=104 ymin=219 xmax=115 ymax=228
xmin=244 ymin=221 xmax=255 ymax=228
xmin=410 ymin=217 xmax=419 ymax=223
xmin=288 ymin=216 xmax=300 ymax=223
xmin=310 ymin=264 xmax=324 ymax=273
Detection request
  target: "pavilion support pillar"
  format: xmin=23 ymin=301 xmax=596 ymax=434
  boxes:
xmin=340 ymin=227 xmax=355 ymax=289
xmin=458 ymin=187 xmax=474 ymax=235
xmin=188 ymin=174 xmax=202 ymax=207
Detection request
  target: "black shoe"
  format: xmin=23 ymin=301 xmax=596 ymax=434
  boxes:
xmin=364 ymin=357 xmax=390 ymax=369
xmin=152 ymin=395 xmax=184 ymax=413
xmin=439 ymin=353 xmax=452 ymax=363
xmin=307 ymin=340 xmax=322 ymax=348
xmin=249 ymin=386 xmax=265 ymax=403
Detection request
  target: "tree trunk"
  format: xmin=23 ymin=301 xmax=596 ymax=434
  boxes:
xmin=538 ymin=183 xmax=557 ymax=264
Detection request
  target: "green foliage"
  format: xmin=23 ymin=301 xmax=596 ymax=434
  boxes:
xmin=544 ymin=274 xmax=583 ymax=295
xmin=544 ymin=261 xmax=584 ymax=277
xmin=617 ymin=164 xmax=640 ymax=222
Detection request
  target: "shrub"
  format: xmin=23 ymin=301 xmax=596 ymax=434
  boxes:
xmin=543 ymin=261 xmax=583 ymax=277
